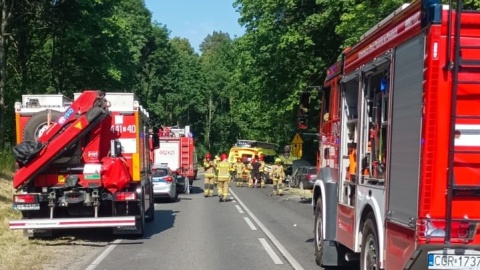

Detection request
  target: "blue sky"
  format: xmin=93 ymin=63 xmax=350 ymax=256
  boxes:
xmin=144 ymin=0 xmax=245 ymax=52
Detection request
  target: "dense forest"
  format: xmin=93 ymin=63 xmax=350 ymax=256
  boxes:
xmin=0 ymin=0 xmax=477 ymax=160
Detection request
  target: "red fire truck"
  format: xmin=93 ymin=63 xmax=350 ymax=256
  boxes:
xmin=9 ymin=90 xmax=156 ymax=238
xmin=312 ymin=1 xmax=480 ymax=269
xmin=154 ymin=125 xmax=197 ymax=188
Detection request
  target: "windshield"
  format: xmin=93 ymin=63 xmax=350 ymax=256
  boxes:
xmin=152 ymin=169 xmax=168 ymax=177
xmin=309 ymin=168 xmax=317 ymax=174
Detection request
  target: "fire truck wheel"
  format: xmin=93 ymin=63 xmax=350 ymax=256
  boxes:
xmin=23 ymin=110 xmax=62 ymax=141
xmin=314 ymin=198 xmax=325 ymax=266
xmin=185 ymin=178 xmax=190 ymax=194
xmin=137 ymin=200 xmax=146 ymax=236
xmin=360 ymin=214 xmax=379 ymax=270
xmin=145 ymin=187 xmax=155 ymax=222
xmin=23 ymin=110 xmax=79 ymax=164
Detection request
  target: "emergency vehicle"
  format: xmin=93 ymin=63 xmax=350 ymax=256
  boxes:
xmin=312 ymin=1 xmax=480 ymax=269
xmin=9 ymin=90 xmax=156 ymax=238
xmin=228 ymin=140 xmax=278 ymax=182
xmin=153 ymin=125 xmax=197 ymax=188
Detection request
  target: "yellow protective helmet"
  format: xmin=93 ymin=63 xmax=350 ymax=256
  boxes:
xmin=275 ymin=158 xmax=281 ymax=163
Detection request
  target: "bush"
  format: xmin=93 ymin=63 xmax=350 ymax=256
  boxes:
xmin=0 ymin=149 xmax=15 ymax=173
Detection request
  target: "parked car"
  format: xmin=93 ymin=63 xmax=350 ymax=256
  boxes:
xmin=288 ymin=159 xmax=311 ymax=188
xmin=291 ymin=166 xmax=317 ymax=189
xmin=298 ymin=166 xmax=317 ymax=190
xmin=151 ymin=164 xmax=178 ymax=202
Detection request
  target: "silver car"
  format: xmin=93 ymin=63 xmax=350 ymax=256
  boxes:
xmin=151 ymin=165 xmax=178 ymax=202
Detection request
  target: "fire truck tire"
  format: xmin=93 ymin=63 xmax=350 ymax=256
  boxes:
xmin=184 ymin=178 xmax=190 ymax=194
xmin=360 ymin=214 xmax=380 ymax=270
xmin=23 ymin=110 xmax=79 ymax=164
xmin=145 ymin=187 xmax=155 ymax=222
xmin=137 ymin=201 xmax=146 ymax=236
xmin=23 ymin=110 xmax=62 ymax=141
xmin=314 ymin=198 xmax=326 ymax=266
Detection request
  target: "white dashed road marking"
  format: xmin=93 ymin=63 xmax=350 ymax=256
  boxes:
xmin=243 ymin=216 xmax=258 ymax=230
xmin=230 ymin=189 xmax=304 ymax=270
xmin=85 ymin=239 xmax=122 ymax=270
xmin=235 ymin=204 xmax=244 ymax=214
xmin=259 ymin=238 xmax=283 ymax=264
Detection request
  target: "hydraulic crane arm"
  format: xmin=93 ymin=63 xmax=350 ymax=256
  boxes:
xmin=13 ymin=90 xmax=109 ymax=189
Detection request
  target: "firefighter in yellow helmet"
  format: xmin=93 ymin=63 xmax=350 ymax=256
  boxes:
xmin=270 ymin=158 xmax=286 ymax=195
xmin=258 ymin=154 xmax=266 ymax=188
xmin=216 ymin=153 xmax=231 ymax=202
xmin=214 ymin=154 xmax=222 ymax=197
xmin=246 ymin=158 xmax=254 ymax=188
xmin=203 ymin=153 xmax=216 ymax=197
xmin=233 ymin=157 xmax=245 ymax=187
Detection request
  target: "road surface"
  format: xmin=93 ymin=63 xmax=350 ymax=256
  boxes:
xmin=44 ymin=174 xmax=318 ymax=270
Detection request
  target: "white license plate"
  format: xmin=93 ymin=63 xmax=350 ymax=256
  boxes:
xmin=13 ymin=204 xmax=40 ymax=211
xmin=429 ymin=250 xmax=480 ymax=269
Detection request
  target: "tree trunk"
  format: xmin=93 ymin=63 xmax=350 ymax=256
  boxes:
xmin=0 ymin=0 xmax=12 ymax=149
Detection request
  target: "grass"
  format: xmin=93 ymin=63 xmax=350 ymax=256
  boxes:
xmin=0 ymin=150 xmax=56 ymax=269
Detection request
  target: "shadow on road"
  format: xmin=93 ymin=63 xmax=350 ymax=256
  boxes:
xmin=143 ymin=209 xmax=176 ymax=238
xmin=189 ymin=186 xmax=204 ymax=194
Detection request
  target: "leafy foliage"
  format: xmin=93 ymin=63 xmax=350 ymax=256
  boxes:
xmin=1 ymin=0 xmax=479 ymax=165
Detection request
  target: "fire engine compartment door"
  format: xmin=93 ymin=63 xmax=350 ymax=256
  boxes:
xmin=387 ymin=34 xmax=425 ymax=225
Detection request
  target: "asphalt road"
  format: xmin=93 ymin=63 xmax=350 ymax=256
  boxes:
xmin=78 ymin=174 xmax=319 ymax=270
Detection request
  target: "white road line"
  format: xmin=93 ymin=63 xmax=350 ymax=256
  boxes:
xmin=259 ymin=238 xmax=283 ymax=264
xmin=235 ymin=204 xmax=244 ymax=214
xmin=230 ymin=190 xmax=305 ymax=270
xmin=85 ymin=239 xmax=122 ymax=270
xmin=244 ymin=217 xmax=258 ymax=230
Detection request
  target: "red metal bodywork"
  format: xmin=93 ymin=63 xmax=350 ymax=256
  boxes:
xmin=10 ymin=91 xmax=154 ymax=234
xmin=13 ymin=90 xmax=108 ymax=189
xmin=157 ymin=126 xmax=196 ymax=181
xmin=316 ymin=1 xmax=480 ymax=269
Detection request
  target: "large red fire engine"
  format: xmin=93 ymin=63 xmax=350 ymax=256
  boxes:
xmin=9 ymin=90 xmax=156 ymax=238
xmin=312 ymin=0 xmax=480 ymax=269
xmin=154 ymin=125 xmax=197 ymax=188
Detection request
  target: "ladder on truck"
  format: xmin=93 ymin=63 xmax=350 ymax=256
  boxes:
xmin=180 ymin=136 xmax=192 ymax=177
xmin=445 ymin=0 xmax=480 ymax=243
xmin=13 ymin=90 xmax=109 ymax=189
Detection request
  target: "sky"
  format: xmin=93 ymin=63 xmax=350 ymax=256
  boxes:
xmin=144 ymin=0 xmax=245 ymax=53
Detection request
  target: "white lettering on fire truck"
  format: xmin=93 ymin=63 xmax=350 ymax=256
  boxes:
xmin=110 ymin=125 xmax=136 ymax=134
xmin=358 ymin=11 xmax=420 ymax=60
xmin=159 ymin=150 xmax=175 ymax=155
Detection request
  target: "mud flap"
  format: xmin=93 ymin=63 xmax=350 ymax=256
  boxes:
xmin=112 ymin=215 xmax=144 ymax=236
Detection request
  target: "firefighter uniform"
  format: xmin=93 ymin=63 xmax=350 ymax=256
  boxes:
xmin=203 ymin=154 xmax=216 ymax=197
xmin=234 ymin=158 xmax=246 ymax=187
xmin=270 ymin=158 xmax=285 ymax=195
xmin=258 ymin=155 xmax=266 ymax=188
xmin=214 ymin=155 xmax=221 ymax=197
xmin=216 ymin=154 xmax=231 ymax=202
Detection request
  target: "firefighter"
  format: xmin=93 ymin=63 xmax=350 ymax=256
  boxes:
xmin=270 ymin=158 xmax=286 ymax=195
xmin=216 ymin=153 xmax=231 ymax=202
xmin=249 ymin=156 xmax=262 ymax=188
xmin=246 ymin=158 xmax=253 ymax=187
xmin=258 ymin=154 xmax=266 ymax=188
xmin=203 ymin=153 xmax=216 ymax=197
xmin=234 ymin=157 xmax=245 ymax=187
xmin=213 ymin=154 xmax=222 ymax=197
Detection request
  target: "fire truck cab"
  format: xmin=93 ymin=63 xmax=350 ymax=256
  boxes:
xmin=313 ymin=1 xmax=480 ymax=269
